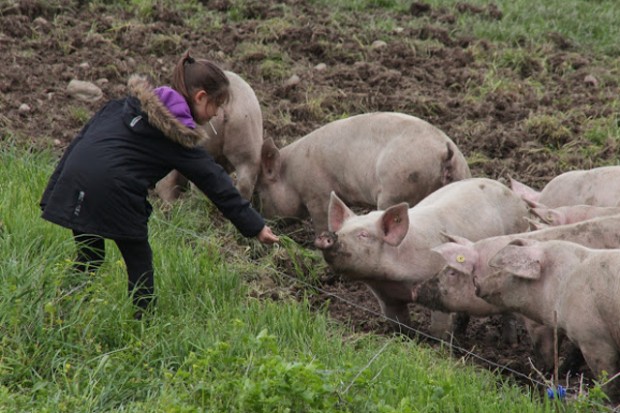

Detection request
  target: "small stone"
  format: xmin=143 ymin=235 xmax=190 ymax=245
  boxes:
xmin=33 ymin=17 xmax=49 ymax=27
xmin=67 ymin=79 xmax=103 ymax=103
xmin=54 ymin=139 xmax=62 ymax=146
xmin=79 ymin=62 xmax=90 ymax=69
xmin=314 ymin=63 xmax=327 ymax=71
xmin=18 ymin=103 xmax=31 ymax=113
xmin=584 ymin=74 xmax=599 ymax=88
xmin=284 ymin=74 xmax=301 ymax=87
xmin=371 ymin=40 xmax=387 ymax=50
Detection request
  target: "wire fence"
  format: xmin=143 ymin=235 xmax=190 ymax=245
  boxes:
xmin=152 ymin=215 xmax=619 ymax=412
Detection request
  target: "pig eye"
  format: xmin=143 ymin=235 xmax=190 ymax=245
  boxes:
xmin=357 ymin=230 xmax=369 ymax=239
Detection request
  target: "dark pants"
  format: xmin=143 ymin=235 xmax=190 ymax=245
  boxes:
xmin=72 ymin=230 xmax=154 ymax=310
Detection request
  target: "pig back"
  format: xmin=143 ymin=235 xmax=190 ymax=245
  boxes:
xmin=411 ymin=178 xmax=530 ymax=243
xmin=282 ymin=112 xmax=470 ymax=207
xmin=540 ymin=166 xmax=620 ymax=207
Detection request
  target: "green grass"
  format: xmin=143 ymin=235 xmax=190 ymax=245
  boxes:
xmin=310 ymin=0 xmax=620 ymax=56
xmin=3 ymin=144 xmax=611 ymax=411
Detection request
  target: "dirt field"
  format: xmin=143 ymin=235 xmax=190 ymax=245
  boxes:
xmin=3 ymin=0 xmax=619 ymax=394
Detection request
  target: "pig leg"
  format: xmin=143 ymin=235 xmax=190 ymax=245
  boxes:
xmin=366 ymin=285 xmax=414 ymax=336
xmin=579 ymin=339 xmax=620 ymax=402
xmin=522 ymin=319 xmax=555 ymax=372
xmin=429 ymin=311 xmax=455 ymax=340
xmin=500 ymin=313 xmax=518 ymax=345
xmin=155 ymin=170 xmax=189 ymax=203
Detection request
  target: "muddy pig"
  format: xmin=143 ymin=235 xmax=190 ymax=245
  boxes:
xmin=510 ymin=166 xmax=620 ymax=208
xmin=314 ymin=177 xmax=529 ymax=338
xmin=418 ymin=214 xmax=620 ymax=371
xmin=155 ymin=71 xmax=263 ymax=202
xmin=255 ymin=112 xmax=471 ymax=234
xmin=476 ymin=238 xmax=620 ymax=402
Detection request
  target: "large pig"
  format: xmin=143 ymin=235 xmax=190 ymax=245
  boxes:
xmin=415 ymin=215 xmax=620 ymax=370
xmin=155 ymin=71 xmax=263 ymax=202
xmin=255 ymin=112 xmax=471 ymax=234
xmin=475 ymin=238 xmax=620 ymax=401
xmin=510 ymin=166 xmax=620 ymax=208
xmin=314 ymin=177 xmax=529 ymax=337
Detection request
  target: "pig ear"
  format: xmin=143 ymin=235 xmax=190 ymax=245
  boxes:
xmin=260 ymin=138 xmax=281 ymax=181
xmin=531 ymin=207 xmax=564 ymax=225
xmin=439 ymin=232 xmax=474 ymax=246
xmin=328 ymin=191 xmax=356 ymax=232
xmin=431 ymin=242 xmax=476 ymax=275
xmin=488 ymin=239 xmax=542 ymax=280
xmin=380 ymin=202 xmax=410 ymax=246
xmin=509 ymin=177 xmax=541 ymax=205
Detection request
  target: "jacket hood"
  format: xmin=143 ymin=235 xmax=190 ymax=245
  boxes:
xmin=127 ymin=74 xmax=208 ymax=148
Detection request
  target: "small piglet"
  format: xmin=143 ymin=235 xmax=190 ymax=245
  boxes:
xmin=314 ymin=177 xmax=528 ymax=337
xmin=510 ymin=166 xmax=620 ymax=208
xmin=476 ymin=238 xmax=620 ymax=402
xmin=255 ymin=112 xmax=471 ymax=233
xmin=156 ymin=71 xmax=263 ymax=202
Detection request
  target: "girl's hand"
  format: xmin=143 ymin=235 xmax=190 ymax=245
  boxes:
xmin=257 ymin=225 xmax=279 ymax=244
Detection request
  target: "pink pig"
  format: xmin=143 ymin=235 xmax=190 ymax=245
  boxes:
xmin=255 ymin=112 xmax=471 ymax=234
xmin=510 ymin=166 xmax=620 ymax=208
xmin=155 ymin=71 xmax=263 ymax=202
xmin=314 ymin=177 xmax=529 ymax=338
xmin=475 ymin=238 xmax=620 ymax=402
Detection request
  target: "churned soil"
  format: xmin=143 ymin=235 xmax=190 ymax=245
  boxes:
xmin=3 ymin=0 xmax=618 ymax=395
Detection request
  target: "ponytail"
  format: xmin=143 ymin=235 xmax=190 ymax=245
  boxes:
xmin=172 ymin=50 xmax=230 ymax=106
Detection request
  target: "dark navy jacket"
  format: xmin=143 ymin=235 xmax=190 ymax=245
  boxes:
xmin=40 ymin=75 xmax=265 ymax=240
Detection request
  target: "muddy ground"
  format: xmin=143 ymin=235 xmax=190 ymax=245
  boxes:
xmin=3 ymin=0 xmax=619 ymax=398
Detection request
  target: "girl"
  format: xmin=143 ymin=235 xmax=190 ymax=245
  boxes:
xmin=40 ymin=51 xmax=279 ymax=318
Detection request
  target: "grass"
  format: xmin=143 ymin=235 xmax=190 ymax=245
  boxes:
xmin=3 ymin=143 xmax=612 ymax=411
xmin=312 ymin=0 xmax=620 ymax=57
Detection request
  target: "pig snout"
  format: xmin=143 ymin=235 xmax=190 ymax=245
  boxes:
xmin=314 ymin=231 xmax=338 ymax=250
xmin=411 ymin=279 xmax=447 ymax=312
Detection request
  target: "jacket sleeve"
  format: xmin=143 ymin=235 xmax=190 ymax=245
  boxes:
xmin=174 ymin=147 xmax=265 ymax=238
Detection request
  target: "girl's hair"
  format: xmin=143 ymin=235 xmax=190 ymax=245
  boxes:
xmin=172 ymin=50 xmax=230 ymax=107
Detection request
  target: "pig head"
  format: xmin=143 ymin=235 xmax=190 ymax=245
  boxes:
xmin=155 ymin=71 xmax=263 ymax=202
xmin=255 ymin=112 xmax=471 ymax=234
xmin=476 ymin=238 xmax=620 ymax=401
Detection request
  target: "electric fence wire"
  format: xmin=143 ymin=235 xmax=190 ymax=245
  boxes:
xmin=152 ymin=215 xmax=619 ymax=411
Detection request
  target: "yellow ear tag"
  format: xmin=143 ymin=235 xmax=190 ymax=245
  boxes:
xmin=546 ymin=214 xmax=553 ymax=220
xmin=456 ymin=255 xmax=465 ymax=263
